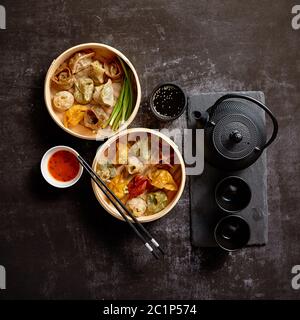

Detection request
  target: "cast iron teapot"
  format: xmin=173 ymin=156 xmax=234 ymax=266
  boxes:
xmin=193 ymin=94 xmax=278 ymax=171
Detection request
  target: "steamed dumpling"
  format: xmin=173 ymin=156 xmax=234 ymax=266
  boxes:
xmin=93 ymin=79 xmax=114 ymax=108
xmin=53 ymin=91 xmax=74 ymax=112
xmin=51 ymin=63 xmax=74 ymax=90
xmin=90 ymin=60 xmax=106 ymax=85
xmin=96 ymin=162 xmax=116 ymax=181
xmin=129 ymin=139 xmax=151 ymax=162
xmin=104 ymin=60 xmax=123 ymax=80
xmin=69 ymin=51 xmax=95 ymax=74
xmin=127 ymin=197 xmax=147 ymax=217
xmin=83 ymin=106 xmax=108 ymax=130
xmin=74 ymin=77 xmax=94 ymax=104
xmin=146 ymin=191 xmax=168 ymax=214
xmin=127 ymin=156 xmax=144 ymax=175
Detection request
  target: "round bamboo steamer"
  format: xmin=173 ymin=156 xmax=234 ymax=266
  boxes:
xmin=44 ymin=43 xmax=141 ymax=140
xmin=92 ymin=128 xmax=186 ymax=223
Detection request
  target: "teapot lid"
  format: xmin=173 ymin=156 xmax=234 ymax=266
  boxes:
xmin=212 ymin=114 xmax=262 ymax=160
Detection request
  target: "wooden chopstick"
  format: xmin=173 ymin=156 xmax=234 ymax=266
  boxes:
xmin=77 ymin=155 xmax=164 ymax=259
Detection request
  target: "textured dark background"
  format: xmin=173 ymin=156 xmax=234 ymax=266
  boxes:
xmin=0 ymin=0 xmax=299 ymax=299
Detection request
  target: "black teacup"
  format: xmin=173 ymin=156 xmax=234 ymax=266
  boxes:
xmin=214 ymin=215 xmax=250 ymax=251
xmin=215 ymin=176 xmax=251 ymax=213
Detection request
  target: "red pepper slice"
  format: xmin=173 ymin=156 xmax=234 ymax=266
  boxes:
xmin=128 ymin=175 xmax=150 ymax=199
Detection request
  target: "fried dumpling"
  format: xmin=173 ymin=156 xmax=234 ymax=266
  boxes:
xmin=104 ymin=60 xmax=123 ymax=80
xmin=53 ymin=91 xmax=74 ymax=112
xmin=74 ymin=77 xmax=94 ymax=104
xmin=63 ymin=104 xmax=89 ymax=128
xmin=90 ymin=60 xmax=106 ymax=85
xmin=51 ymin=63 xmax=74 ymax=90
xmin=93 ymin=79 xmax=114 ymax=108
xmin=69 ymin=51 xmax=95 ymax=74
xmin=83 ymin=106 xmax=108 ymax=130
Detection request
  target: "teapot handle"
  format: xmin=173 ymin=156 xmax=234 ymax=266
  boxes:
xmin=209 ymin=94 xmax=278 ymax=150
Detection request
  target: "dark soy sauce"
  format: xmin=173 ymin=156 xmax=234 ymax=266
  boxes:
xmin=152 ymin=85 xmax=185 ymax=118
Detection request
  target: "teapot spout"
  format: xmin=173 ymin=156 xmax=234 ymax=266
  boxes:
xmin=192 ymin=110 xmax=210 ymax=128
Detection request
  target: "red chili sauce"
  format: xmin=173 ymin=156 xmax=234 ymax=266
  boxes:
xmin=48 ymin=150 xmax=79 ymax=182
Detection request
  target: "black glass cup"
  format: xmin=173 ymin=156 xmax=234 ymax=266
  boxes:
xmin=215 ymin=176 xmax=252 ymax=213
xmin=214 ymin=215 xmax=250 ymax=251
xmin=149 ymin=83 xmax=187 ymax=121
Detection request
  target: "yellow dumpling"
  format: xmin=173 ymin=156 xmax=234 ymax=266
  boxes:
xmin=148 ymin=169 xmax=177 ymax=191
xmin=108 ymin=174 xmax=129 ymax=199
xmin=63 ymin=105 xmax=89 ymax=128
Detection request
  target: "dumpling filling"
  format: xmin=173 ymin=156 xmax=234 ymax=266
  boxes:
xmin=83 ymin=106 xmax=108 ymax=130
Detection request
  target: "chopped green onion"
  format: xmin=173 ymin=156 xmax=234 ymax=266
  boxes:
xmin=102 ymin=58 xmax=133 ymax=131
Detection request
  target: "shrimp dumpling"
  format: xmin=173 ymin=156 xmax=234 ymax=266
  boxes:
xmin=127 ymin=197 xmax=147 ymax=217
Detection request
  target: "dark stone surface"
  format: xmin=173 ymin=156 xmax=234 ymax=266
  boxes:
xmin=189 ymin=92 xmax=268 ymax=247
xmin=0 ymin=0 xmax=299 ymax=299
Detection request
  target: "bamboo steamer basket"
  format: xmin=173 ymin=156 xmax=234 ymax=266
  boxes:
xmin=92 ymin=128 xmax=186 ymax=223
xmin=44 ymin=43 xmax=141 ymax=140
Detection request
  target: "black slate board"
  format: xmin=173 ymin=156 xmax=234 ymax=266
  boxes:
xmin=188 ymin=92 xmax=268 ymax=247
